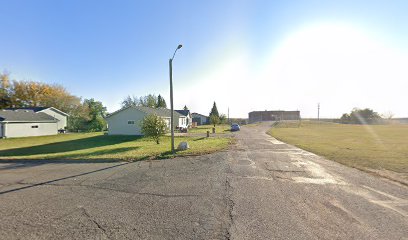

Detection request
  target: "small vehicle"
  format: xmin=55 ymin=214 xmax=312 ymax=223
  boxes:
xmin=179 ymin=127 xmax=188 ymax=133
xmin=231 ymin=123 xmax=240 ymax=131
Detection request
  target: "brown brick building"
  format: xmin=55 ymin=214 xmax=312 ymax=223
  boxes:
xmin=248 ymin=110 xmax=300 ymax=123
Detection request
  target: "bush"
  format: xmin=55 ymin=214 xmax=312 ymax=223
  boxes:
xmin=340 ymin=108 xmax=382 ymax=124
xmin=210 ymin=114 xmax=220 ymax=127
xmin=141 ymin=114 xmax=168 ymax=144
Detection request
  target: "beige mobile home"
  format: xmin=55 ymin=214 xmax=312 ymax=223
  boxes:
xmin=6 ymin=107 xmax=69 ymax=130
xmin=0 ymin=109 xmax=58 ymax=138
xmin=105 ymin=106 xmax=185 ymax=135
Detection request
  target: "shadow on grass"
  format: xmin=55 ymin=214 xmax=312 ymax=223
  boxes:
xmin=0 ymin=147 xmax=147 ymax=172
xmin=0 ymin=135 xmax=142 ymax=157
xmin=57 ymin=146 xmax=141 ymax=159
xmin=193 ymin=137 xmax=206 ymax=141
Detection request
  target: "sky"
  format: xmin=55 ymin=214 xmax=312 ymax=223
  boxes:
xmin=1 ymin=0 xmax=408 ymax=118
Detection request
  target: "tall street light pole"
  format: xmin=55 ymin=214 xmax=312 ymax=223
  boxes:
xmin=169 ymin=44 xmax=182 ymax=154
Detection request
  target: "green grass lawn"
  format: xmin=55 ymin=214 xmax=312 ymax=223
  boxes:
xmin=188 ymin=124 xmax=231 ymax=134
xmin=268 ymin=121 xmax=408 ymax=175
xmin=0 ymin=132 xmax=232 ymax=161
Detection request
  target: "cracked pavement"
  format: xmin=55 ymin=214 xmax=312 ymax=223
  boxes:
xmin=0 ymin=153 xmax=230 ymax=239
xmin=227 ymin=122 xmax=408 ymax=239
xmin=1 ymin=122 xmax=407 ymax=239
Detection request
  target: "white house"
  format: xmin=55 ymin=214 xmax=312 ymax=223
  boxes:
xmin=105 ymin=106 xmax=186 ymax=135
xmin=6 ymin=107 xmax=69 ymax=130
xmin=0 ymin=109 xmax=59 ymax=138
xmin=175 ymin=110 xmax=192 ymax=128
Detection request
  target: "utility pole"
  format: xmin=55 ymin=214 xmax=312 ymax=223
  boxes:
xmin=317 ymin=103 xmax=320 ymax=121
xmin=169 ymin=44 xmax=182 ymax=154
xmin=228 ymin=107 xmax=229 ymax=124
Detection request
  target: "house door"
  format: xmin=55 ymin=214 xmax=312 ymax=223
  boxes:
xmin=0 ymin=124 xmax=3 ymax=138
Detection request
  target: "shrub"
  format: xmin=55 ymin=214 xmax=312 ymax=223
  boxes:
xmin=141 ymin=114 xmax=168 ymax=144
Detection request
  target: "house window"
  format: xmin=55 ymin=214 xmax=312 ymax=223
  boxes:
xmin=31 ymin=125 xmax=39 ymax=128
xmin=128 ymin=120 xmax=135 ymax=124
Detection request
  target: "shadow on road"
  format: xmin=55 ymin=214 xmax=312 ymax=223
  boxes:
xmin=0 ymin=162 xmax=132 ymax=195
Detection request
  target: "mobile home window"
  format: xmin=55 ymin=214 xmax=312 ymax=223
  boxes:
xmin=31 ymin=125 xmax=39 ymax=128
xmin=128 ymin=120 xmax=135 ymax=124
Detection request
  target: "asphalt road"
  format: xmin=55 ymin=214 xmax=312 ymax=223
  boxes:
xmin=0 ymin=123 xmax=407 ymax=239
xmin=228 ymin=123 xmax=408 ymax=239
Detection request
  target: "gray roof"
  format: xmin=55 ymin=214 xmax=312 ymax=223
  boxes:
xmin=106 ymin=106 xmax=183 ymax=119
xmin=192 ymin=112 xmax=209 ymax=118
xmin=6 ymin=107 xmax=69 ymax=116
xmin=0 ymin=109 xmax=58 ymax=123
xmin=6 ymin=107 xmax=48 ymax=112
xmin=175 ymin=110 xmax=190 ymax=117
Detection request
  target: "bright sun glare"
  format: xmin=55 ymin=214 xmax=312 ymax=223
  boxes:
xmin=179 ymin=23 xmax=407 ymax=118
xmin=255 ymin=23 xmax=407 ymax=117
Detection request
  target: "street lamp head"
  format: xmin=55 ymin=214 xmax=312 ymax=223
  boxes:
xmin=171 ymin=44 xmax=183 ymax=60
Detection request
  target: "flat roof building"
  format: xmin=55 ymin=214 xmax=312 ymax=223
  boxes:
xmin=248 ymin=110 xmax=300 ymax=123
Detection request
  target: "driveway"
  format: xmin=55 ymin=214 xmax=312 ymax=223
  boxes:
xmin=0 ymin=123 xmax=407 ymax=239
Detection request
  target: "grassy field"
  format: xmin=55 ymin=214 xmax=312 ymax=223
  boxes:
xmin=268 ymin=121 xmax=408 ymax=177
xmin=0 ymin=132 xmax=232 ymax=161
xmin=188 ymin=124 xmax=231 ymax=134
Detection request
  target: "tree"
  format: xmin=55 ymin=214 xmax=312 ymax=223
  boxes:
xmin=209 ymin=101 xmax=220 ymax=127
xmin=219 ymin=114 xmax=227 ymax=124
xmin=183 ymin=105 xmax=188 ymax=111
xmin=67 ymin=104 xmax=90 ymax=132
xmin=340 ymin=108 xmax=382 ymax=124
xmin=0 ymin=71 xmax=11 ymax=108
xmin=382 ymin=111 xmax=394 ymax=120
xmin=141 ymin=114 xmax=168 ymax=144
xmin=210 ymin=114 xmax=220 ymax=127
xmin=340 ymin=113 xmax=351 ymax=124
xmin=140 ymin=94 xmax=157 ymax=108
xmin=121 ymin=95 xmax=139 ymax=108
xmin=209 ymin=101 xmax=219 ymax=118
xmin=83 ymin=98 xmax=107 ymax=131
xmin=67 ymin=98 xmax=107 ymax=132
xmin=121 ymin=94 xmax=167 ymax=109
xmin=156 ymin=94 xmax=167 ymax=108
xmin=8 ymin=79 xmax=81 ymax=113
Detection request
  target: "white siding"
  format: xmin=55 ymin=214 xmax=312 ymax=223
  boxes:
xmin=40 ymin=108 xmax=68 ymax=130
xmin=4 ymin=122 xmax=58 ymax=138
xmin=106 ymin=108 xmax=147 ymax=135
xmin=186 ymin=115 xmax=192 ymax=127
xmin=162 ymin=117 xmax=171 ymax=130
xmin=178 ymin=116 xmax=188 ymax=128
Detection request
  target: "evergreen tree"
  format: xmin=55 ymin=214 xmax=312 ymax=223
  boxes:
xmin=183 ymin=105 xmax=188 ymax=111
xmin=156 ymin=94 xmax=167 ymax=108
xmin=209 ymin=101 xmax=219 ymax=118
